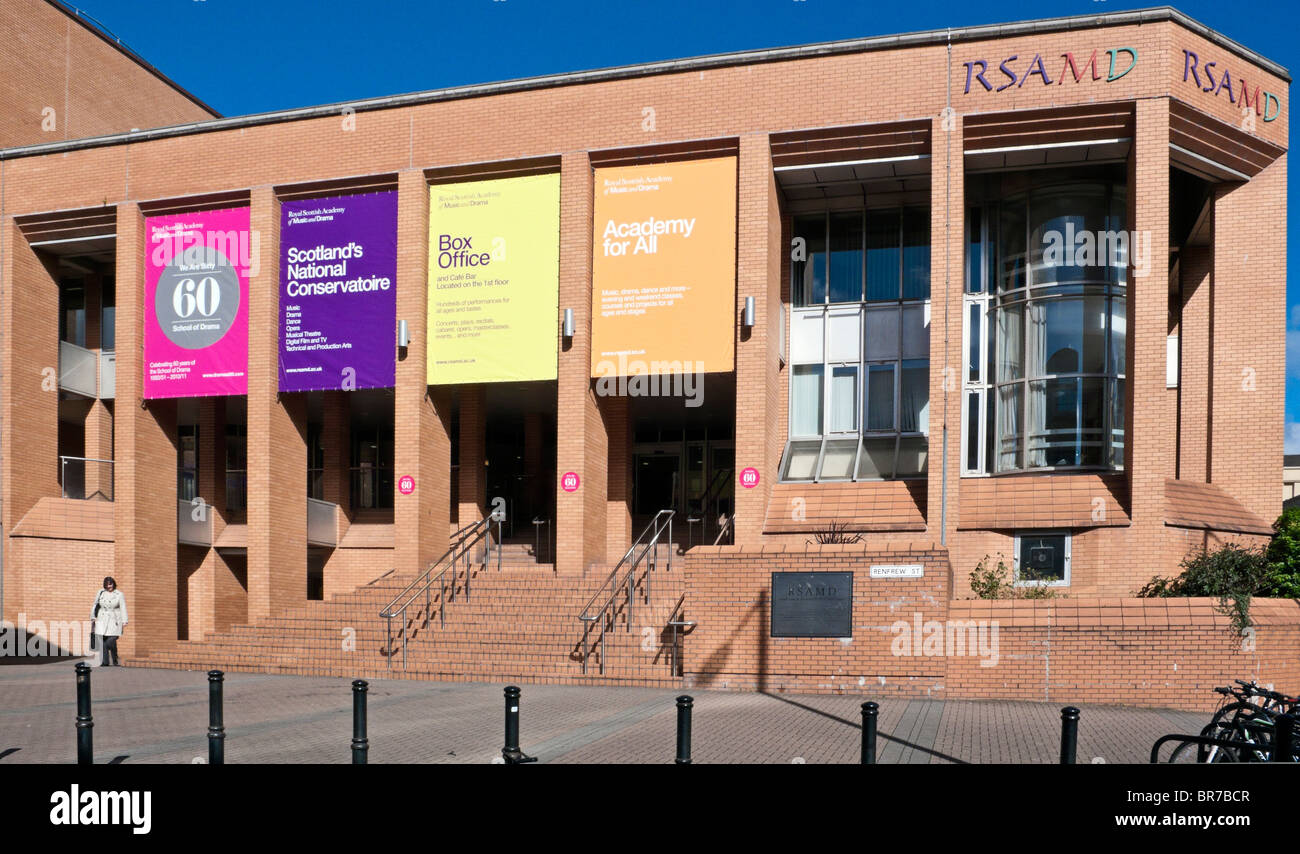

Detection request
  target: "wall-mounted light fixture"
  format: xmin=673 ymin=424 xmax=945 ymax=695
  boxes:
xmin=562 ymin=308 xmax=575 ymax=339
xmin=397 ymin=318 xmax=410 ymax=348
xmin=742 ymin=296 xmax=755 ymax=328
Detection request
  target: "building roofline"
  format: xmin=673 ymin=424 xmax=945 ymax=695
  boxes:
xmin=2 ymin=5 xmax=1287 ymax=162
xmin=44 ymin=0 xmax=221 ymax=119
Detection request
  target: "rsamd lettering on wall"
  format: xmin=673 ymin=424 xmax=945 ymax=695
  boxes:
xmin=963 ymin=47 xmax=1137 ymax=94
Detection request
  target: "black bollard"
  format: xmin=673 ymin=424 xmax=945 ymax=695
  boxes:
xmin=675 ymin=695 xmax=693 ymax=764
xmin=351 ymin=680 xmax=369 ymax=764
xmin=1060 ymin=706 xmax=1080 ymax=765
xmin=207 ymin=670 xmax=225 ymax=765
xmin=861 ymin=701 xmax=879 ymax=765
xmin=501 ymin=685 xmax=537 ymax=764
xmin=1271 ymin=712 xmax=1295 ymax=763
xmin=75 ymin=662 xmax=93 ymax=766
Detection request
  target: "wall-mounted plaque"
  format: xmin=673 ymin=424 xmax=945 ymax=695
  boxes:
xmin=869 ymin=564 xmax=924 ymax=579
xmin=770 ymin=572 xmax=853 ymax=638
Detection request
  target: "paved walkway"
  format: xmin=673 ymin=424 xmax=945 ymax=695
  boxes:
xmin=0 ymin=660 xmax=1207 ymax=764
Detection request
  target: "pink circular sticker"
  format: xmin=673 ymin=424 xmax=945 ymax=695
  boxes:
xmin=398 ymin=475 xmax=415 ymax=495
xmin=561 ymin=471 xmax=580 ymax=493
xmin=739 ymin=467 xmax=760 ymax=489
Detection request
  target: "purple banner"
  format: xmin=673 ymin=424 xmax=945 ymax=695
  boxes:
xmin=279 ymin=191 xmax=397 ymax=392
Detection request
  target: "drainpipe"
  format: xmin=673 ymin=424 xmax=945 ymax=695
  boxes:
xmin=940 ymin=31 xmax=951 ymax=547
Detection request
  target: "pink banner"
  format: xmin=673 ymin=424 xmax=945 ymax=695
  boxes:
xmin=144 ymin=208 xmax=251 ymax=398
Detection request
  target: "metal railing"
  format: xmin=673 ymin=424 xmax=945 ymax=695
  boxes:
xmin=578 ymin=509 xmax=674 ymax=675
xmin=666 ymin=594 xmax=696 ymax=679
xmin=379 ymin=513 xmax=503 ymax=671
xmin=60 ymin=456 xmax=114 ymax=501
xmin=712 ymin=513 xmax=735 ymax=546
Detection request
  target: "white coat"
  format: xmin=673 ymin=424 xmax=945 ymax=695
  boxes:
xmin=92 ymin=589 xmax=127 ymax=637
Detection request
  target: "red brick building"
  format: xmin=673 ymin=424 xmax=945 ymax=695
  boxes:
xmin=1 ymin=6 xmax=1294 ymax=706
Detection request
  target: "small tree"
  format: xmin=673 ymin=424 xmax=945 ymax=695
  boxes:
xmin=1263 ymin=508 xmax=1300 ymax=599
xmin=1137 ymin=543 xmax=1272 ymax=633
xmin=968 ymin=555 xmax=1058 ymax=600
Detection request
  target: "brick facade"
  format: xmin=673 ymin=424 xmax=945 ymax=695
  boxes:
xmin=1 ymin=9 xmax=1293 ymax=705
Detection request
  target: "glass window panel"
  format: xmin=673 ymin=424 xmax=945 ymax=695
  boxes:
xmin=1027 ymin=377 xmax=1081 ymax=468
xmin=1026 ymin=297 xmax=1108 ymax=377
xmin=829 ymin=212 xmax=864 ymax=303
xmin=864 ymin=306 xmax=900 ymax=361
xmin=996 ymin=303 xmax=1024 ymax=382
xmin=1109 ymin=377 xmax=1126 ymax=470
xmin=1017 ymin=533 xmax=1067 ymax=583
xmin=792 ymin=215 xmax=826 ymax=306
xmin=902 ymin=208 xmax=930 ymax=300
xmin=790 ymin=309 xmax=825 ymax=364
xmin=866 ymin=210 xmax=900 ymax=301
xmin=967 ymin=303 xmax=982 ymax=382
xmin=896 ymin=436 xmax=928 ymax=477
xmin=819 ymin=439 xmax=858 ymax=480
xmin=966 ymin=391 xmax=981 ymax=471
xmin=900 ymin=360 xmax=929 ymax=434
xmin=791 ymin=365 xmax=824 ymax=437
xmin=902 ymin=304 xmax=929 ymax=359
xmin=101 ymin=306 xmax=116 ymax=351
xmin=995 ymin=383 xmax=1023 ymax=473
xmin=829 ymin=366 xmax=858 ymax=433
xmin=1108 ymin=187 xmax=1128 ymax=285
xmin=967 ymin=208 xmax=984 ymax=295
xmin=866 ymin=364 xmax=895 ymax=431
xmin=1109 ymin=297 xmax=1126 ymax=376
xmin=827 ymin=309 xmax=861 ymax=363
xmin=998 ymin=200 xmax=1026 ymax=292
xmin=856 ymin=437 xmax=897 ymax=480
xmin=782 ymin=440 xmax=821 ymax=481
xmin=1029 ymin=187 xmax=1108 ymax=287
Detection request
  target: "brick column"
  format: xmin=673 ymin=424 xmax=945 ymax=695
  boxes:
xmin=395 ymin=169 xmax=451 ymax=574
xmin=321 ymin=391 xmax=350 ymax=513
xmin=556 ymin=151 xmax=607 ymax=574
xmin=733 ymin=134 xmax=782 ymax=545
xmin=246 ymin=187 xmax=307 ymax=621
xmin=83 ymin=400 xmax=114 ymax=500
xmin=184 ymin=397 xmax=228 ymax=641
xmin=604 ymin=395 xmax=631 ymax=562
xmin=457 ymin=384 xmax=487 ymax=525
xmin=1177 ymin=246 xmax=1212 ymax=482
xmin=1128 ymin=99 xmax=1175 ymax=529
xmin=927 ymin=112 xmax=964 ymax=549
xmin=1211 ymin=154 xmax=1287 ymax=521
xmin=113 ymin=203 xmax=179 ymax=656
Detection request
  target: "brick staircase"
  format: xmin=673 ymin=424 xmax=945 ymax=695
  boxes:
xmin=131 ymin=552 xmax=689 ymax=688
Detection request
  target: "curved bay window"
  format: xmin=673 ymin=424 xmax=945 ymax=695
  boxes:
xmin=964 ymin=176 xmax=1126 ymax=474
xmin=782 ymin=208 xmax=930 ymax=482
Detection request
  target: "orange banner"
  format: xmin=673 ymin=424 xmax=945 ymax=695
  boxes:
xmin=590 ymin=157 xmax=736 ymax=376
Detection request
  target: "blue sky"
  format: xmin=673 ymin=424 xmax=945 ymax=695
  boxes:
xmin=68 ymin=0 xmax=1297 ymax=445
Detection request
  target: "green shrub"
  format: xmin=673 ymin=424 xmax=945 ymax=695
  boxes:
xmin=969 ymin=555 xmax=1059 ymax=600
xmin=1137 ymin=543 xmax=1272 ymax=633
xmin=1263 ymin=508 xmax=1300 ymax=599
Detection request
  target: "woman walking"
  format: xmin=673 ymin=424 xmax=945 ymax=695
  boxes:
xmin=91 ymin=576 xmax=127 ymax=667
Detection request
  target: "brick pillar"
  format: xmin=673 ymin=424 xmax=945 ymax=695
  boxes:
xmin=733 ymin=134 xmax=782 ymax=545
xmin=247 ymin=187 xmax=307 ymax=621
xmin=556 ymin=150 xmax=607 ymax=574
xmin=322 ymin=391 xmax=350 ymax=513
xmin=1211 ymin=154 xmax=1287 ymax=521
xmin=113 ymin=203 xmax=179 ymax=655
xmin=395 ymin=169 xmax=451 ymax=573
xmin=1 ymin=219 xmax=60 ymax=623
xmin=458 ymin=384 xmax=487 ymax=525
xmin=83 ymin=400 xmax=114 ymax=500
xmin=604 ymin=395 xmax=631 ymax=562
xmin=1128 ymin=100 xmax=1175 ymax=528
xmin=1178 ymin=246 xmax=1212 ymax=482
xmin=927 ymin=112 xmax=964 ymax=549
xmin=184 ymin=397 xmax=227 ymax=641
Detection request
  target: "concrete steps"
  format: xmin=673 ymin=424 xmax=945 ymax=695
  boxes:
xmin=132 ymin=560 xmax=688 ymax=687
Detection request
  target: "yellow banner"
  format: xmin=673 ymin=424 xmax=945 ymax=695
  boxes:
xmin=591 ymin=157 xmax=737 ymax=376
xmin=427 ymin=173 xmax=560 ymax=383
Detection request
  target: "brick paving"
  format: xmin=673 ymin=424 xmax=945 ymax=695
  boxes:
xmin=0 ymin=659 xmax=1208 ymax=764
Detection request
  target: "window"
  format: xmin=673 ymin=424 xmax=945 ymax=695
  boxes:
xmin=178 ymin=425 xmax=198 ymax=502
xmin=782 ymin=208 xmax=930 ymax=482
xmin=963 ymin=178 xmax=1126 ymax=475
xmin=225 ymin=424 xmax=247 ymax=512
xmin=1014 ymin=531 xmax=1071 ymax=586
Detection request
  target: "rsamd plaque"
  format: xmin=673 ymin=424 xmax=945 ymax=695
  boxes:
xmin=770 ymin=571 xmax=853 ymax=638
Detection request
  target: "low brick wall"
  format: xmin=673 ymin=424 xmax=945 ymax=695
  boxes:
xmin=682 ymin=545 xmax=1300 ymax=710
xmin=682 ymin=543 xmax=953 ymax=695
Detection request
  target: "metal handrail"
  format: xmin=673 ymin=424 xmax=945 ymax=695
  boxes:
xmin=379 ymin=512 xmax=503 ymax=671
xmin=666 ymin=593 xmax=697 ymax=679
xmin=578 ymin=509 xmax=673 ymax=675
xmin=712 ymin=513 xmax=734 ymax=546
